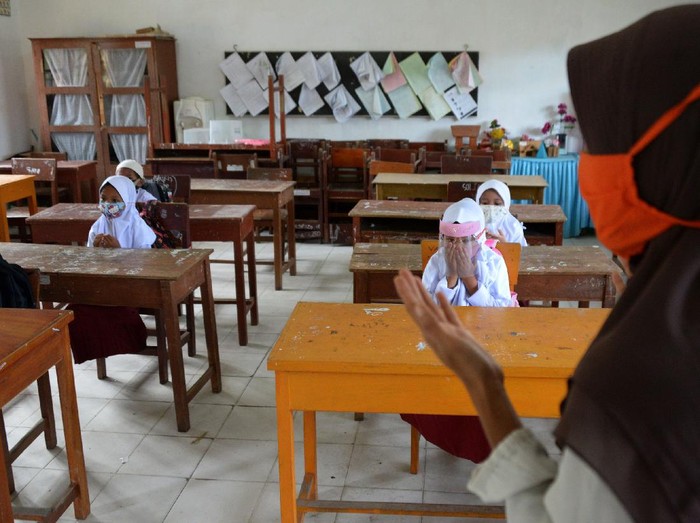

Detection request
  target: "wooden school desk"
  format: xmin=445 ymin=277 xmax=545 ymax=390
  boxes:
xmin=0 ymin=243 xmax=221 ymax=432
xmin=190 ymin=178 xmax=297 ymax=290
xmin=0 ymin=308 xmax=90 ymax=521
xmin=0 ymin=160 xmax=98 ymax=203
xmin=25 ymin=202 xmax=259 ymax=346
xmin=0 ymin=174 xmax=38 ymax=242
xmin=372 ymin=173 xmax=548 ymax=203
xmin=267 ymin=302 xmax=609 ymax=521
xmin=350 ymin=243 xmax=622 ymax=307
xmin=349 ymin=199 xmax=566 ymax=246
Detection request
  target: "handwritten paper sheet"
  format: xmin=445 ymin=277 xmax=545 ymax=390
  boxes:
xmin=350 ymin=51 xmax=384 ymax=91
xmin=219 ymin=53 xmax=254 ymax=89
xmin=443 ymin=85 xmax=478 ymax=119
xmin=275 ymin=52 xmax=305 ymax=92
xmin=427 ymin=53 xmax=455 ymax=93
xmin=386 ymin=84 xmax=422 ymax=119
xmin=324 ymin=85 xmax=361 ymax=123
xmin=220 ymin=83 xmax=248 ymax=117
xmin=246 ymin=52 xmax=275 ymax=87
xmin=450 ymin=52 xmax=483 ymax=93
xmin=296 ymin=52 xmax=322 ymax=89
xmin=381 ymin=52 xmax=407 ymax=93
xmin=355 ymin=85 xmax=391 ymax=120
xmin=317 ymin=52 xmax=341 ymax=90
xmin=239 ymin=78 xmax=268 ymax=116
xmin=419 ymin=85 xmax=451 ymax=120
xmin=298 ymin=84 xmax=325 ymax=116
xmin=399 ymin=53 xmax=431 ymax=97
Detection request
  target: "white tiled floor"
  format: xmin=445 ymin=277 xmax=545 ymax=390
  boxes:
xmin=6 ymin=235 xmax=599 ymax=522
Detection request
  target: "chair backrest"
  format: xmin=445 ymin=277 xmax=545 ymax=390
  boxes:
xmin=330 ymin=148 xmax=370 ymax=169
xmin=213 ymin=153 xmax=258 ymax=179
xmin=247 ymin=167 xmax=293 ymax=182
xmin=408 ymin=141 xmax=447 ymax=152
xmin=152 ymin=174 xmax=191 ymax=203
xmin=421 ymin=239 xmax=521 ymax=291
xmin=440 ymin=154 xmax=492 ymax=174
xmin=288 ymin=140 xmax=322 ymax=162
xmin=328 ymin=140 xmax=368 ymax=149
xmin=446 ymin=180 xmax=482 ymax=202
xmin=12 ymin=157 xmax=60 ymax=205
xmin=368 ymin=160 xmax=415 ymax=177
xmin=137 ymin=201 xmax=190 ymax=249
xmin=469 ymin=148 xmax=512 ymax=162
xmin=375 ymin=147 xmax=417 ymax=164
xmin=452 ymin=125 xmax=481 ymax=152
xmin=367 ymin=139 xmax=409 ymax=149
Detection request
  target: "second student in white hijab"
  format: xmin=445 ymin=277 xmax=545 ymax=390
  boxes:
xmin=476 ymin=179 xmax=527 ymax=247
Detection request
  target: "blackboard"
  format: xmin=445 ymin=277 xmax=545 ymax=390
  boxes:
xmin=223 ymin=50 xmax=479 ymax=119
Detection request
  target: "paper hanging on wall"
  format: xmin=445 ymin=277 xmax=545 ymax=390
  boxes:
xmin=399 ymin=53 xmax=431 ymax=97
xmin=386 ymin=83 xmax=422 ymax=119
xmin=354 ymin=85 xmax=390 ymax=120
xmin=443 ymin=85 xmax=477 ymax=120
xmin=264 ymin=82 xmax=297 ymax=118
xmin=296 ymin=52 xmax=322 ymax=89
xmin=275 ymin=52 xmax=305 ymax=92
xmin=246 ymin=52 xmax=276 ymax=87
xmin=380 ymin=52 xmax=407 ymax=93
xmin=220 ymin=83 xmax=248 ymax=117
xmin=349 ymin=51 xmax=385 ymax=91
xmin=298 ymin=84 xmax=325 ymax=116
xmin=317 ymin=52 xmax=341 ymax=90
xmin=219 ymin=53 xmax=254 ymax=90
xmin=238 ymin=78 xmax=268 ymax=116
xmin=449 ymin=51 xmax=483 ymax=93
xmin=427 ymin=53 xmax=455 ymax=93
xmin=419 ymin=86 xmax=452 ymax=121
xmin=324 ymin=85 xmax=361 ymax=123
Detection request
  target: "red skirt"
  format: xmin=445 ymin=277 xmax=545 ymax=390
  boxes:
xmin=400 ymin=414 xmax=491 ymax=463
xmin=66 ymin=304 xmax=147 ymax=364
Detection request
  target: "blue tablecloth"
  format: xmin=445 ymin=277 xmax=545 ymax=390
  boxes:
xmin=510 ymin=154 xmax=592 ymax=238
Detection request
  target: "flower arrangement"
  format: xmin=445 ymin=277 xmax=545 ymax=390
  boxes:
xmin=542 ymin=103 xmax=577 ymax=136
xmin=489 ymin=119 xmax=506 ymax=142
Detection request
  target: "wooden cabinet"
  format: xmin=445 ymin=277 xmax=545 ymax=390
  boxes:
xmin=31 ymin=35 xmax=178 ymax=181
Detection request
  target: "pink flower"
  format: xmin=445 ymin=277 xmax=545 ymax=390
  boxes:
xmin=557 ymin=103 xmax=568 ymax=115
xmin=563 ymin=114 xmax=577 ymax=124
xmin=541 ymin=122 xmax=552 ymax=134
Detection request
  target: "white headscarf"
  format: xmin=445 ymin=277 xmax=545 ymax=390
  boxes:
xmin=441 ymin=198 xmax=486 ymax=243
xmin=88 ymin=175 xmax=156 ymax=248
xmin=476 ymin=179 xmax=511 ymax=209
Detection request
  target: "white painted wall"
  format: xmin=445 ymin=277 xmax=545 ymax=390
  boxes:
xmin=1 ymin=0 xmax=686 ymax=156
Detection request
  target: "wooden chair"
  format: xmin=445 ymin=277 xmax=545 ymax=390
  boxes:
xmin=367 ymin=139 xmax=409 ymax=149
xmin=7 ymin=157 xmax=69 ymax=241
xmin=287 ymin=140 xmax=324 ymax=241
xmin=152 ymin=174 xmax=191 ymax=203
xmin=1 ymin=268 xmax=56 ymax=495
xmin=368 ymin=160 xmax=415 ymax=198
xmin=95 ymin=202 xmax=195 ymax=383
xmin=411 ymin=240 xmax=521 ymax=473
xmin=452 ymin=124 xmax=481 ymax=152
xmin=247 ymin=167 xmax=293 ymax=244
xmin=323 ymin=148 xmax=371 ymax=244
xmin=327 ymin=139 xmax=368 ymax=150
xmin=408 ymin=141 xmax=447 ymax=173
xmin=213 ymin=152 xmax=258 ymax=179
xmin=440 ymin=154 xmax=492 ymax=174
xmin=374 ymin=147 xmax=425 ymax=173
xmin=446 ymin=180 xmax=482 ymax=202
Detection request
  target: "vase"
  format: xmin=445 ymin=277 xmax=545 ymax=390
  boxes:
xmin=556 ymin=133 xmax=567 ymax=154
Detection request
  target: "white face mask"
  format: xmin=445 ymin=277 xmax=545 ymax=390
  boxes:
xmin=480 ymin=205 xmax=509 ymax=232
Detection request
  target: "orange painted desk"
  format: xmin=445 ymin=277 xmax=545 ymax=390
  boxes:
xmin=0 ymin=243 xmax=220 ymax=432
xmin=191 ymin=178 xmax=297 ymax=290
xmin=373 ymin=173 xmax=547 ymax=203
xmin=349 ymin=199 xmax=566 ymax=246
xmin=267 ymin=302 xmax=608 ymax=521
xmin=25 ymin=202 xmax=259 ymax=346
xmin=0 ymin=308 xmax=89 ymax=521
xmin=0 ymin=160 xmax=98 ymax=203
xmin=0 ymin=175 xmax=38 ymax=242
xmin=350 ymin=243 xmax=621 ymax=307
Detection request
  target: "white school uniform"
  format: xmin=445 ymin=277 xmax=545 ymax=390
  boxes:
xmin=477 ymin=179 xmax=528 ymax=247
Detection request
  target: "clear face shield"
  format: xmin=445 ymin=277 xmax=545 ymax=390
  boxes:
xmin=480 ymin=204 xmax=510 ymax=235
xmin=439 ymin=220 xmax=484 ymax=278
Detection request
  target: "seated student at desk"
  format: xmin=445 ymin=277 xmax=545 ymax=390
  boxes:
xmin=67 ymin=175 xmax=156 ymax=364
xmin=476 ymin=179 xmax=528 ymax=247
xmin=116 ymin=159 xmax=168 ymax=203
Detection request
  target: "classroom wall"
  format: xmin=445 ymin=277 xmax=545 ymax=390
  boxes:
xmin=2 ymin=0 xmax=686 ymax=155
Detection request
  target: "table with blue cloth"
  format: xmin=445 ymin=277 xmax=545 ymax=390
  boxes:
xmin=510 ymin=154 xmax=593 ymax=238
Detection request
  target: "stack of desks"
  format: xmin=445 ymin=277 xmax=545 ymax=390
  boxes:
xmin=24 ymin=202 xmax=259 ymax=346
xmin=372 ymin=173 xmax=548 ymax=203
xmin=1 ymin=242 xmax=221 ymax=432
xmin=350 ymin=243 xmax=622 ymax=307
xmin=0 ymin=160 xmax=98 ymax=203
xmin=349 ymin=199 xmax=566 ymax=246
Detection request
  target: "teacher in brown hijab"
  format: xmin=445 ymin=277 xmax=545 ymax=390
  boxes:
xmin=394 ymin=5 xmax=700 ymax=522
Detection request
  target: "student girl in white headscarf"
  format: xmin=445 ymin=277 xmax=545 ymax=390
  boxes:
xmin=476 ymin=179 xmax=527 ymax=247
xmin=422 ymin=197 xmax=512 ymax=307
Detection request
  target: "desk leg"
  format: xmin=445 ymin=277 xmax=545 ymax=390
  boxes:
xmin=273 ymin=204 xmax=284 ymax=290
xmin=303 ymin=411 xmax=318 ymax=500
xmin=554 ymin=222 xmax=563 ymax=246
xmin=163 ymin=281 xmax=190 ymax=432
xmin=287 ymin=199 xmax=297 ymax=277
xmin=0 ymin=205 xmax=9 ymax=242
xmin=246 ymin=234 xmax=259 ymax=325
xmin=0 ymin=449 xmax=12 ymax=520
xmin=55 ymin=329 xmax=90 ymax=519
xmin=275 ymin=374 xmax=298 ymax=523
xmin=233 ymin=235 xmax=248 ymax=346
xmin=200 ymin=259 xmax=222 ymax=393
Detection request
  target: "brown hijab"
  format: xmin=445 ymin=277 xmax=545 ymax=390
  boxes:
xmin=556 ymin=5 xmax=700 ymax=522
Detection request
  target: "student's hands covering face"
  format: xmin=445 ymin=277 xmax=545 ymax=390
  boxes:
xmin=445 ymin=241 xmax=476 ymax=279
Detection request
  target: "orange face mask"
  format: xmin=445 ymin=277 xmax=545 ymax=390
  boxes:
xmin=579 ymin=83 xmax=700 ymax=259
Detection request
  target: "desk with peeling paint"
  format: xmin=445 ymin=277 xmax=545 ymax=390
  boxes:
xmin=267 ymin=302 xmax=609 ymax=521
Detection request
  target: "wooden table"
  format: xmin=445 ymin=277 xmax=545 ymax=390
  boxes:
xmin=0 ymin=243 xmax=221 ymax=432
xmin=268 ymin=302 xmax=609 ymax=521
xmin=191 ymin=178 xmax=297 ymax=290
xmin=373 ymin=173 xmax=547 ymax=203
xmin=0 ymin=175 xmax=38 ymax=242
xmin=0 ymin=308 xmax=90 ymax=521
xmin=350 ymin=243 xmax=622 ymax=307
xmin=147 ymin=157 xmax=215 ymax=178
xmin=349 ymin=199 xmax=566 ymax=246
xmin=25 ymin=202 xmax=259 ymax=346
xmin=0 ymin=160 xmax=98 ymax=203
